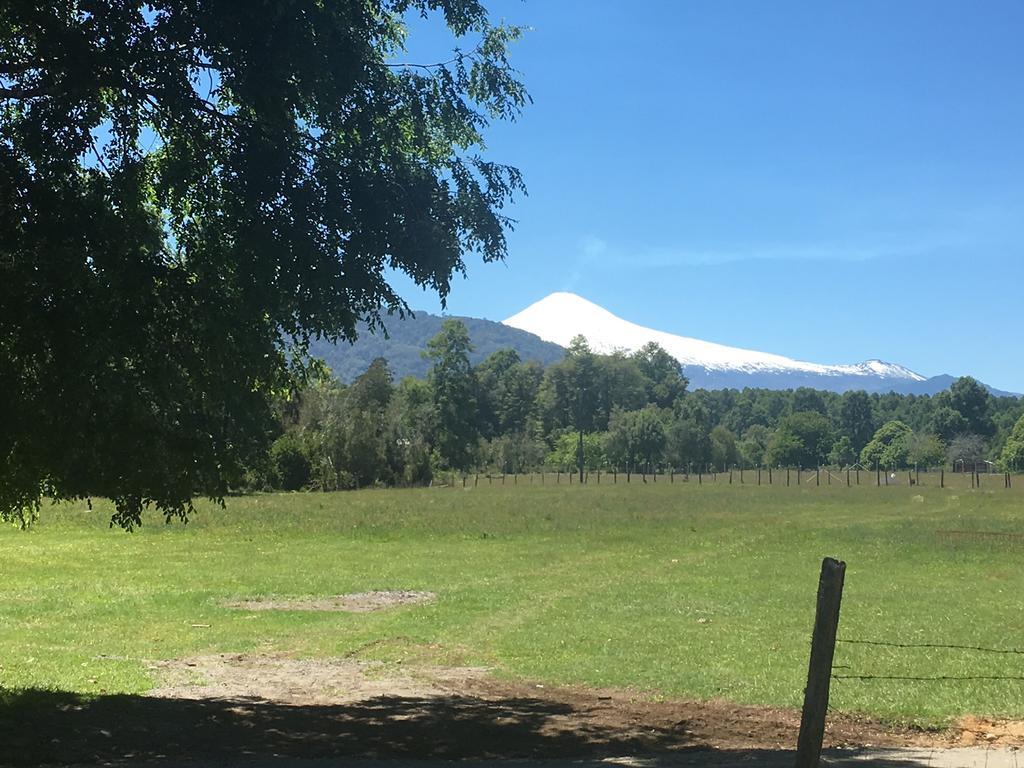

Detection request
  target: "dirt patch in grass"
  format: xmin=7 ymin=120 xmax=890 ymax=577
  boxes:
xmin=141 ymin=652 xmax=969 ymax=753
xmin=146 ymin=653 xmax=483 ymax=705
xmin=7 ymin=652 xmax=1024 ymax=765
xmin=222 ymin=589 xmax=436 ymax=613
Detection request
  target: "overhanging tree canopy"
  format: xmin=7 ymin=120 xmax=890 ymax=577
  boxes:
xmin=0 ymin=1 xmax=527 ymax=527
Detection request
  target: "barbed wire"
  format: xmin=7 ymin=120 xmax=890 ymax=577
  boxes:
xmin=833 ymin=673 xmax=1024 ymax=682
xmin=837 ymin=638 xmax=1024 ymax=655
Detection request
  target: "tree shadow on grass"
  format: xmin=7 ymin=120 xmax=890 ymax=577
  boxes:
xmin=0 ymin=687 xmax=939 ymax=767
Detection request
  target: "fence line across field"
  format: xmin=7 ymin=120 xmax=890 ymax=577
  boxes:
xmin=448 ymin=466 xmax=1020 ymax=491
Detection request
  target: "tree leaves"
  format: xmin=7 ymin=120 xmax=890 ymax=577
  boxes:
xmin=0 ymin=1 xmax=527 ymax=527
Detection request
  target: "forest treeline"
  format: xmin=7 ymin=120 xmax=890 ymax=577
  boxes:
xmin=254 ymin=320 xmax=1024 ymax=490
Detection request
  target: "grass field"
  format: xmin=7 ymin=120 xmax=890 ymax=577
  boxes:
xmin=2 ymin=480 xmax=1023 ymax=727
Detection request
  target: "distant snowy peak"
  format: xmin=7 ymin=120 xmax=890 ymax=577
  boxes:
xmin=502 ymin=292 xmax=926 ymax=382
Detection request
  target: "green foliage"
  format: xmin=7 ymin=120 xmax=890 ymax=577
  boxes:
xmin=827 ymin=435 xmax=857 ymax=467
xmin=254 ymin=346 xmax=1020 ymax=484
xmin=632 ymin=342 xmax=688 ymax=409
xmin=604 ymin=406 xmax=668 ymax=471
xmin=766 ymin=411 xmax=833 ymax=467
xmin=838 ymin=390 xmax=876 ymax=453
xmin=425 ymin=319 xmax=479 ymax=470
xmin=545 ymin=432 xmax=605 ymax=471
xmin=948 ymin=377 xmax=995 ymax=437
xmin=859 ymin=420 xmax=913 ymax=469
xmin=665 ymin=399 xmax=712 ymax=469
xmin=739 ymin=424 xmax=771 ymax=467
xmin=906 ymin=431 xmax=946 ymax=468
xmin=269 ymin=435 xmax=311 ymax=492
xmin=481 ymin=433 xmax=547 ymax=473
xmin=475 ymin=349 xmax=542 ymax=438
xmin=999 ymin=413 xmax=1024 ymax=471
xmin=0 ymin=0 xmax=528 ymax=528
xmin=709 ymin=425 xmax=739 ymax=470
xmin=929 ymin=406 xmax=970 ymax=442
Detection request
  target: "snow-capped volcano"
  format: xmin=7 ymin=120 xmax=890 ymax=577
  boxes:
xmin=503 ymin=292 xmax=927 ymax=392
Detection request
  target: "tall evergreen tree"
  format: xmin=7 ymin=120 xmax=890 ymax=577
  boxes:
xmin=425 ymin=320 xmax=479 ymax=470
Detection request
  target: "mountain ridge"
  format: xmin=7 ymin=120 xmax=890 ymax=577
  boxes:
xmin=310 ymin=293 xmax=1016 ymax=397
xmin=503 ymin=292 xmax=1016 ymax=397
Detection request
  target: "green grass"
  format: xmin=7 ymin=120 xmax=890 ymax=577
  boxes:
xmin=2 ymin=479 xmax=1023 ymax=726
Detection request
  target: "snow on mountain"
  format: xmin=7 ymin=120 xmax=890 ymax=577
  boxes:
xmin=503 ymin=292 xmax=926 ymax=384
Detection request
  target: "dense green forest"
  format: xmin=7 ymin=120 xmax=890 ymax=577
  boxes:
xmin=256 ymin=320 xmax=1024 ymax=490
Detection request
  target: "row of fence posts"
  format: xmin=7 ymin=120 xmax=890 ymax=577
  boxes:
xmin=451 ymin=468 xmax=1015 ymax=490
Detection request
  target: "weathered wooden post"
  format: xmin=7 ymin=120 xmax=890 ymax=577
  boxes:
xmin=940 ymin=469 xmax=944 ymax=488
xmin=794 ymin=557 xmax=846 ymax=768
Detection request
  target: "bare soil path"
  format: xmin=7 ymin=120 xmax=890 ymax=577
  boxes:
xmin=4 ymin=654 xmax=1021 ymax=767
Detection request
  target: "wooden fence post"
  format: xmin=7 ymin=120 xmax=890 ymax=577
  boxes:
xmin=794 ymin=557 xmax=846 ymax=768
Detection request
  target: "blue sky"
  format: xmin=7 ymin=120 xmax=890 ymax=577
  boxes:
xmin=391 ymin=1 xmax=1024 ymax=392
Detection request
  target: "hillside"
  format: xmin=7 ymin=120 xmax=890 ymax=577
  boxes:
xmin=310 ymin=311 xmax=565 ymax=383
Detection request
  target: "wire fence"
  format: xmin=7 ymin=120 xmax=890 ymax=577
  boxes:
xmin=831 ymin=637 xmax=1024 ymax=684
xmin=441 ymin=466 xmax=1023 ymax=492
